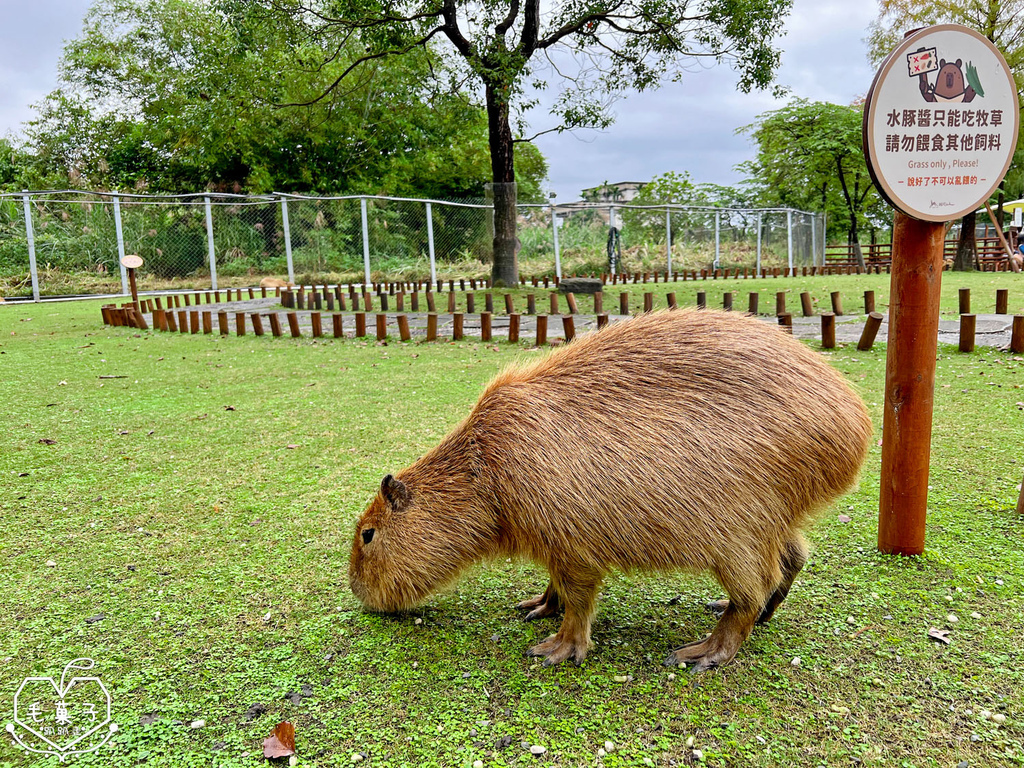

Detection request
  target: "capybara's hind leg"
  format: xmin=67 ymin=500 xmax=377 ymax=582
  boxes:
xmin=706 ymin=534 xmax=808 ymax=624
xmin=516 ymin=580 xmax=563 ymax=620
xmin=526 ymin=567 xmax=601 ymax=666
xmin=756 ymin=534 xmax=808 ymax=624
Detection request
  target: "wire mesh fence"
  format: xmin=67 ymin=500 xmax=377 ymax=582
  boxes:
xmin=0 ymin=190 xmax=823 ymax=300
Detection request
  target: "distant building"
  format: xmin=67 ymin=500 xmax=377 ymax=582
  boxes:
xmin=579 ymin=181 xmax=646 ymax=204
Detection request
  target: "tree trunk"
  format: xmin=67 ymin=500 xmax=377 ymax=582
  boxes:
xmin=485 ymin=82 xmax=518 ymax=286
xmin=954 ymin=211 xmax=976 ymax=271
xmin=849 ymin=217 xmax=866 ymax=270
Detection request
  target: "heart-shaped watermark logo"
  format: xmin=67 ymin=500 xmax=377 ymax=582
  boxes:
xmin=6 ymin=659 xmax=117 ymax=762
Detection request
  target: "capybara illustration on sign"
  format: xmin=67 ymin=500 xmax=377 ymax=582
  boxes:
xmin=349 ymin=310 xmax=872 ymax=670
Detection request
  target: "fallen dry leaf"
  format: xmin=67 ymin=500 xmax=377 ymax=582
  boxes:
xmin=224 ymin=405 xmax=236 ymax=411
xmin=837 ymin=514 xmax=851 ymax=523
xmin=928 ymin=627 xmax=951 ymax=645
xmin=38 ymin=438 xmax=57 ymax=445
xmin=286 ymin=444 xmax=299 ymax=450
xmin=262 ymin=721 xmax=296 ymax=759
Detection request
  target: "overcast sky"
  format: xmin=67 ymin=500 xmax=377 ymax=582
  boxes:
xmin=0 ymin=0 xmax=878 ymax=200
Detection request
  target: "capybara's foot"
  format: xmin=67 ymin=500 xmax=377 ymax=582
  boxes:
xmin=527 ymin=633 xmax=588 ymax=666
xmin=706 ymin=598 xmax=778 ymax=624
xmin=516 ymin=583 xmax=562 ymax=621
xmin=664 ymin=635 xmax=739 ymax=673
xmin=706 ymin=598 xmax=729 ymax=617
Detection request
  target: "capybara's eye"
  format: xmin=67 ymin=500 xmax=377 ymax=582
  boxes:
xmin=362 ymin=528 xmax=375 ymax=545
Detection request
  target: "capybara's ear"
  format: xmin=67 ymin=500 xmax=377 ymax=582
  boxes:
xmin=381 ymin=474 xmax=411 ymax=511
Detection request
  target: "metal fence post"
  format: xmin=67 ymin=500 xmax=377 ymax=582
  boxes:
xmin=204 ymin=194 xmax=218 ymax=290
xmin=551 ymin=203 xmax=562 ymax=279
xmin=665 ymin=207 xmax=672 ymax=274
xmin=113 ymin=194 xmax=129 ymax=295
xmin=360 ymin=196 xmax=371 ymax=287
xmin=21 ymin=191 xmax=40 ymax=302
xmin=425 ymin=202 xmax=436 ymax=285
xmin=822 ymin=212 xmax=827 ymax=265
xmin=280 ymin=196 xmax=295 ymax=283
xmin=756 ymin=212 xmax=762 ymax=275
xmin=714 ymin=209 xmax=721 ymax=270
xmin=787 ymin=209 xmax=793 ymax=272
xmin=810 ymin=213 xmax=817 ymax=270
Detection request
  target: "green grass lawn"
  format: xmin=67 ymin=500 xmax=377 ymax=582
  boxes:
xmin=1 ymin=280 xmax=1023 ymax=768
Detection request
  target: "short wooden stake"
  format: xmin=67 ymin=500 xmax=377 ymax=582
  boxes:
xmin=411 ymin=292 xmax=419 ymax=312
xmin=536 ymin=314 xmax=548 ymax=346
xmin=287 ymin=312 xmax=301 ymax=338
xmin=593 ymin=292 xmax=603 ymax=314
xmin=152 ymin=308 xmax=166 ymax=331
xmin=218 ymin=311 xmax=229 ymax=336
xmin=447 ymin=292 xmax=456 ymax=313
xmin=202 ymin=311 xmax=212 ymax=334
xmin=748 ymin=292 xmax=759 ymax=315
xmin=775 ymin=291 xmax=786 ymax=316
xmin=959 ymin=314 xmax=976 ymax=352
xmin=830 ymin=291 xmax=844 ymax=316
xmin=355 ymin=313 xmax=367 ymax=337
xmin=508 ymin=313 xmax=520 ymax=342
xmin=466 ymin=294 xmax=475 ymax=314
xmin=375 ymin=314 xmax=387 ymax=340
xmin=251 ymin=313 xmax=265 ymax=336
xmin=777 ymin=313 xmax=793 ymax=333
xmin=996 ymin=288 xmax=1009 ymax=314
xmin=723 ymin=292 xmax=733 ymax=311
xmin=667 ymin=292 xmax=677 ymax=309
xmin=331 ymin=313 xmax=343 ymax=338
xmin=821 ymin=312 xmax=836 ymax=349
xmin=426 ymin=313 xmax=437 ymax=341
xmin=453 ymin=312 xmax=464 ymax=340
xmin=363 ymin=292 xmax=372 ymax=311
xmin=394 ymin=314 xmax=409 ymax=341
xmin=549 ymin=293 xmax=559 ymax=314
xmin=597 ymin=313 xmax=609 ymax=329
xmin=505 ymin=294 xmax=514 ymax=314
xmin=424 ymin=292 xmax=434 ymax=312
xmin=268 ymin=313 xmax=283 ymax=337
xmin=480 ymin=312 xmax=492 ymax=341
xmin=236 ymin=312 xmax=247 ymax=336
xmin=1011 ymin=315 xmax=1024 ymax=353
xmin=311 ymin=312 xmax=323 ymax=338
xmin=566 ymin=293 xmax=579 ymax=314
xmin=864 ymin=290 xmax=876 ymax=314
xmin=958 ymin=288 xmax=971 ymax=315
xmin=800 ymin=292 xmax=814 ymax=317
xmin=857 ymin=312 xmax=884 ymax=351
xmin=697 ymin=291 xmax=706 ymax=309
xmin=190 ymin=311 xmax=199 ymax=334
xmin=562 ymin=315 xmax=575 ymax=341
xmin=178 ymin=310 xmax=188 ymax=334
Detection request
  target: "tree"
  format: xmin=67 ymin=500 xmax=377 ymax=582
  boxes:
xmin=740 ymin=100 xmax=885 ymax=268
xmin=260 ymin=0 xmax=793 ymax=285
xmin=26 ymin=0 xmax=547 ymax=200
xmin=868 ymin=0 xmax=1024 ymax=271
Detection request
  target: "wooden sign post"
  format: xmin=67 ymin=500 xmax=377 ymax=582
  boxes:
xmin=121 ymin=254 xmax=145 ymax=326
xmin=864 ymin=25 xmax=1018 ymax=554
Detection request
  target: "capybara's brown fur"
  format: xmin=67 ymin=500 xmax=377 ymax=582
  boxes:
xmin=259 ymin=276 xmax=293 ymax=288
xmin=349 ymin=309 xmax=872 ymax=669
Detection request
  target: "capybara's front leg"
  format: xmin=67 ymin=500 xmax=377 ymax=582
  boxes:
xmin=526 ymin=568 xmax=601 ymax=666
xmin=666 ymin=600 xmax=759 ymax=672
xmin=516 ymin=580 xmax=563 ymax=620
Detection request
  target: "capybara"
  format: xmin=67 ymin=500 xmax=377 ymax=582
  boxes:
xmin=349 ymin=309 xmax=872 ymax=670
xmin=259 ymin=276 xmax=293 ymax=288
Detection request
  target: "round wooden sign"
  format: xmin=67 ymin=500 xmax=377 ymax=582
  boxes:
xmin=121 ymin=254 xmax=144 ymax=269
xmin=863 ymin=24 xmax=1019 ymax=222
